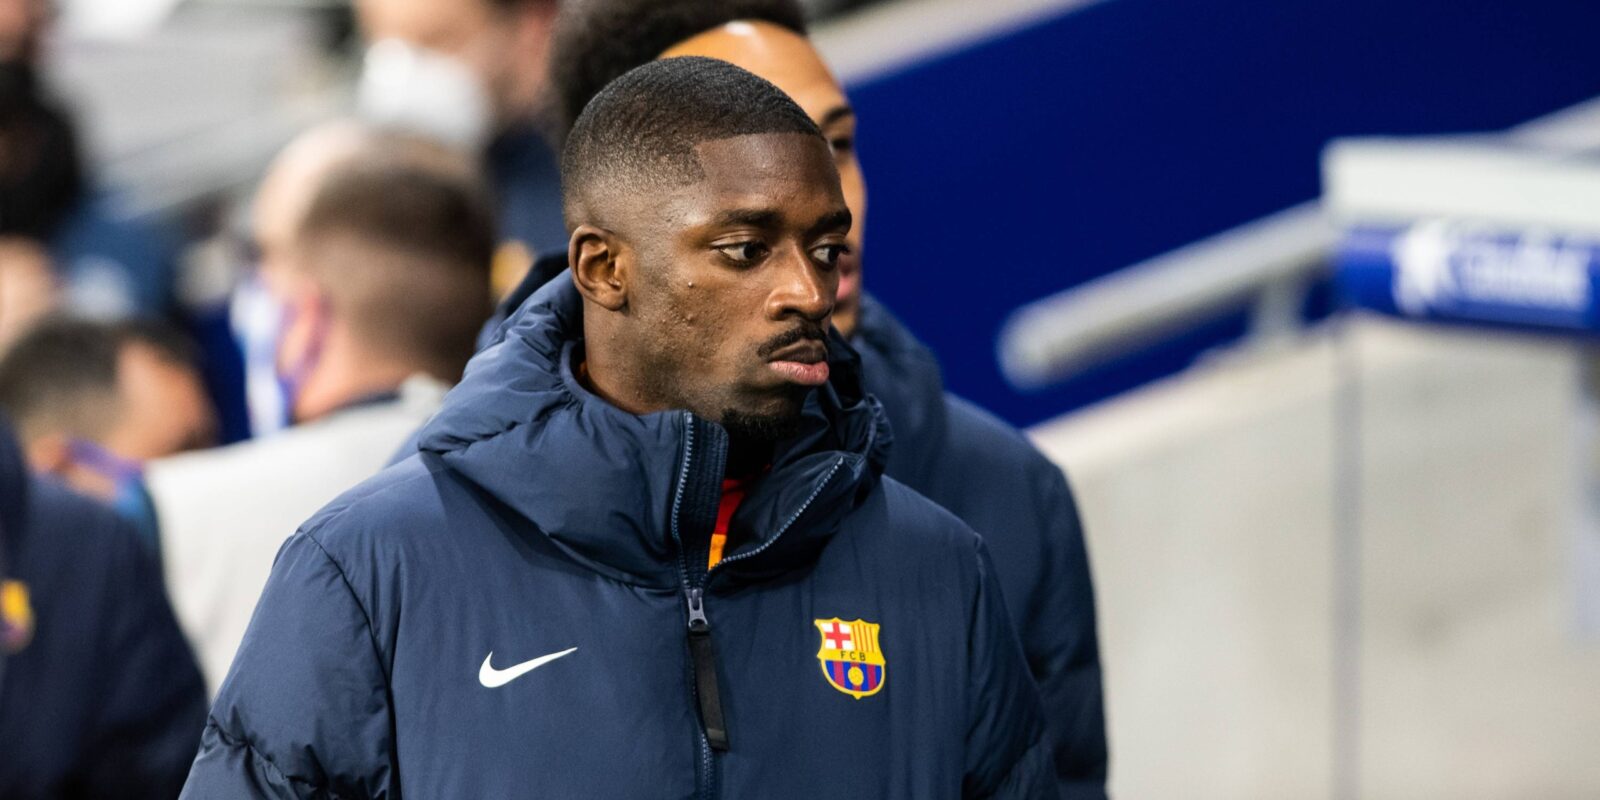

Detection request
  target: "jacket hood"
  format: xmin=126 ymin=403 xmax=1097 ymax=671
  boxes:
xmin=852 ymin=293 xmax=948 ymax=495
xmin=419 ymin=275 xmax=890 ymax=588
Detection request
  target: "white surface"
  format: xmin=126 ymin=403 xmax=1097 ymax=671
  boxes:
xmin=1324 ymin=142 xmax=1600 ymax=235
xmin=813 ymin=0 xmax=1104 ymax=84
xmin=1031 ymin=316 xmax=1600 ymax=798
xmin=147 ymin=375 xmax=449 ymax=693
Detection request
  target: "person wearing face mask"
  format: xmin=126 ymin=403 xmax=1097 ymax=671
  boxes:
xmin=0 ymin=317 xmax=217 ymax=548
xmin=472 ymin=2 xmax=1107 ymax=795
xmin=354 ymin=0 xmax=566 ymax=290
xmin=144 ymin=123 xmax=496 ymax=691
xmin=0 ymin=412 xmax=208 ymax=798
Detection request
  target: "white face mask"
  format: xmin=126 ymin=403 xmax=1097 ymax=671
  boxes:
xmin=356 ymin=38 xmax=494 ymax=150
xmin=229 ymin=274 xmax=291 ymax=437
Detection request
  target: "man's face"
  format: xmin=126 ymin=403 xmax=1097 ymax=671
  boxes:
xmin=606 ymin=133 xmax=851 ymax=437
xmin=356 ymin=0 xmax=550 ymax=126
xmin=663 ymin=22 xmax=867 ymax=335
xmin=104 ymin=342 xmax=216 ymax=461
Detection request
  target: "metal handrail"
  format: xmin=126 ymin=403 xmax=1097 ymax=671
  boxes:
xmin=997 ymin=95 xmax=1600 ymax=391
xmin=998 ymin=204 xmax=1333 ymax=389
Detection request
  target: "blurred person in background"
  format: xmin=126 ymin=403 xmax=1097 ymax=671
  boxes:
xmin=0 ymin=317 xmax=216 ymax=546
xmin=474 ymin=2 xmax=1108 ymax=794
xmin=0 ymin=411 xmax=207 ymax=799
xmin=0 ymin=0 xmax=183 ymax=320
xmin=354 ymin=0 xmax=565 ymax=290
xmin=146 ymin=122 xmax=495 ymax=689
xmin=0 ymin=238 xmax=56 ymax=351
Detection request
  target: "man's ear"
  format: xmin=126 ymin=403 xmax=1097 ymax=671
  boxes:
xmin=570 ymin=224 xmax=629 ymax=312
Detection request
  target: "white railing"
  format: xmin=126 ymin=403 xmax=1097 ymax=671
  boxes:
xmin=997 ymin=95 xmax=1600 ymax=390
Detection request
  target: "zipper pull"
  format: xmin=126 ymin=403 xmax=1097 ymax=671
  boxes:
xmin=684 ymin=588 xmax=729 ymax=751
xmin=686 ymin=587 xmax=710 ymax=633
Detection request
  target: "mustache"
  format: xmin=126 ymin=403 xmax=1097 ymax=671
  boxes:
xmin=757 ymin=324 xmax=829 ymax=360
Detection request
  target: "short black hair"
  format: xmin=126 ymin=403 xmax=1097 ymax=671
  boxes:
xmin=561 ymin=56 xmax=823 ymax=229
xmin=551 ymin=0 xmax=808 ymax=134
xmin=0 ymin=317 xmax=197 ymax=441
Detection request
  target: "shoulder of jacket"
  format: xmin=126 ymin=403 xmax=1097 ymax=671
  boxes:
xmin=870 ymin=476 xmax=985 ymax=553
xmin=148 ymin=407 xmax=417 ymax=485
xmin=29 ymin=477 xmax=141 ymax=557
xmin=295 ymin=454 xmax=464 ymax=556
xmin=940 ymin=392 xmax=1070 ymax=490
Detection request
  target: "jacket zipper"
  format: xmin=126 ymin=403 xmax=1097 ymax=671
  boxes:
xmin=672 ymin=411 xmax=850 ymax=799
xmin=671 ymin=413 xmax=718 ymax=800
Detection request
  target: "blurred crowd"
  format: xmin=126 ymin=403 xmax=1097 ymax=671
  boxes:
xmin=0 ymin=0 xmax=1105 ymax=796
xmin=1 ymin=0 xmax=553 ymax=791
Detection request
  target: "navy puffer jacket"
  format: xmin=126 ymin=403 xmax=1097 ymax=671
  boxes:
xmin=483 ymin=257 xmax=1108 ymax=798
xmin=183 ymin=277 xmax=1057 ymax=799
xmin=0 ymin=417 xmax=207 ymax=798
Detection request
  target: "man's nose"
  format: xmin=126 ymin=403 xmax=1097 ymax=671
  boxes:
xmin=766 ymin=246 xmax=835 ymax=322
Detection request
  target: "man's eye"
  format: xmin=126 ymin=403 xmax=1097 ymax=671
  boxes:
xmin=811 ymin=243 xmax=849 ymax=268
xmin=716 ymin=242 xmax=768 ymax=264
xmin=829 ymin=136 xmax=854 ymax=156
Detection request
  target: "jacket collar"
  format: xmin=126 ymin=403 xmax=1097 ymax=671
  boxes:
xmin=419 ymin=275 xmax=889 ymax=589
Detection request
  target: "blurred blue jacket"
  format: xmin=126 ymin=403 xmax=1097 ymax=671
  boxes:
xmin=0 ymin=417 xmax=207 ymax=799
xmin=475 ymin=257 xmax=1109 ymax=798
xmin=851 ymin=296 xmax=1107 ymax=799
xmin=184 ymin=276 xmax=1056 ymax=799
xmin=486 ymin=126 xmax=570 ymax=258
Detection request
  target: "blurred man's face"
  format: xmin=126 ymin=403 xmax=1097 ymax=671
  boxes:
xmin=34 ymin=341 xmax=215 ymax=504
xmin=0 ymin=238 xmax=57 ymax=353
xmin=356 ymin=0 xmax=553 ymax=127
xmin=663 ymin=22 xmax=867 ymax=336
xmin=591 ymin=132 xmax=851 ymax=437
xmin=104 ymin=342 xmax=216 ymax=461
xmin=0 ymin=0 xmax=49 ymax=65
xmin=251 ymin=127 xmax=363 ymax=400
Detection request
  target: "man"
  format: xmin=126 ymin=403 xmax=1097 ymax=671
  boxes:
xmin=146 ymin=125 xmax=495 ymax=689
xmin=184 ymin=58 xmax=1056 ymax=798
xmin=0 ymin=413 xmax=208 ymax=798
xmin=487 ymin=2 xmax=1109 ymax=794
xmin=355 ymin=0 xmax=567 ymax=275
xmin=0 ymin=317 xmax=216 ymax=542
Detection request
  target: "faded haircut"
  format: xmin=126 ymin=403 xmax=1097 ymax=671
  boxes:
xmin=294 ymin=134 xmax=497 ymax=382
xmin=0 ymin=317 xmax=197 ymax=441
xmin=560 ymin=56 xmax=822 ymax=230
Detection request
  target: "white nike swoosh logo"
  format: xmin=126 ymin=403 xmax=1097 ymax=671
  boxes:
xmin=478 ymin=647 xmax=578 ymax=688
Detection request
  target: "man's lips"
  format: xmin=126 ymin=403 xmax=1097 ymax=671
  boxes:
xmin=766 ymin=340 xmax=830 ymax=386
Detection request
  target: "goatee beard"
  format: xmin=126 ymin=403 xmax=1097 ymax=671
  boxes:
xmin=720 ymin=408 xmax=804 ymax=443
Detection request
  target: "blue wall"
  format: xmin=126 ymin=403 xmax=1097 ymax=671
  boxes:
xmin=848 ymin=0 xmax=1600 ymax=427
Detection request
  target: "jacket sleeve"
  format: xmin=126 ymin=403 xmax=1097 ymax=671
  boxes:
xmin=181 ymin=530 xmax=396 ymax=799
xmin=964 ymin=539 xmax=1061 ymax=800
xmin=73 ymin=503 xmax=209 ymax=799
xmin=1026 ymin=467 xmax=1108 ymax=799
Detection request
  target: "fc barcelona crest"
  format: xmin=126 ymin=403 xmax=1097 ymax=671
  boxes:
xmin=814 ymin=618 xmax=886 ymax=699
